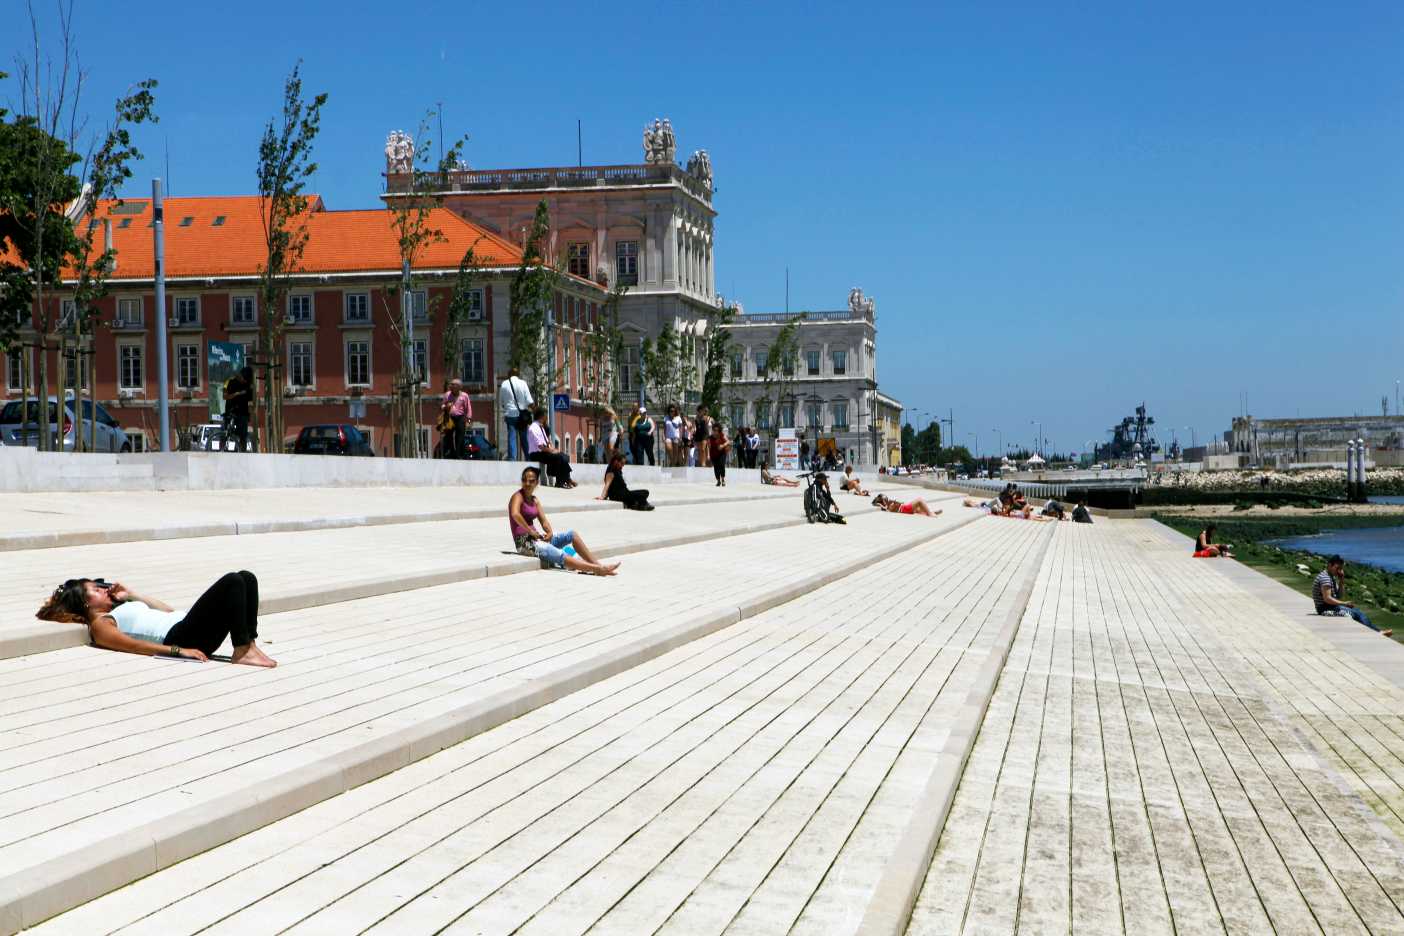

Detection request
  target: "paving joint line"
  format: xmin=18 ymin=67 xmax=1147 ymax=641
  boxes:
xmin=855 ymin=520 xmax=1056 ymax=936
xmin=0 ymin=511 xmax=978 ymax=934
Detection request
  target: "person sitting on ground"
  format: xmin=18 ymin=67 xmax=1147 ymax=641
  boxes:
xmin=873 ymin=493 xmax=942 ymax=516
xmin=814 ymin=472 xmax=843 ymax=517
xmin=1072 ymin=498 xmax=1093 ymax=524
xmin=839 ymin=465 xmax=869 ymax=496
xmin=37 ymin=572 xmax=277 ymax=666
xmin=1041 ymin=499 xmax=1067 ymax=520
xmin=1313 ymin=555 xmax=1392 ymax=637
xmin=526 ymin=407 xmax=576 ymax=488
xmin=760 ymin=462 xmax=800 ymax=487
xmin=596 ymin=451 xmax=653 ymax=510
xmin=510 ymin=466 xmax=619 ymax=575
xmin=1193 ymin=524 xmax=1232 ymax=558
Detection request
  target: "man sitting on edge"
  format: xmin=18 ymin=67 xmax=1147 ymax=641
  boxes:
xmin=1313 ymin=555 xmax=1393 ymax=638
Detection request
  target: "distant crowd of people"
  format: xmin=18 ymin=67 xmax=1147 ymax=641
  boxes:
xmin=964 ymin=483 xmax=1093 ymax=523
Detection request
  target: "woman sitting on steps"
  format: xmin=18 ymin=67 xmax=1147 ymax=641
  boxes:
xmin=510 ymin=466 xmax=620 ymax=576
xmin=36 ymin=572 xmax=277 ymax=666
xmin=596 ymin=451 xmax=654 ymax=510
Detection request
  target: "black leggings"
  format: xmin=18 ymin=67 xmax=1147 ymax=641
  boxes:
xmin=611 ymin=487 xmax=651 ymax=510
xmin=714 ymin=459 xmax=726 ymax=482
xmin=163 ymin=571 xmax=260 ymax=655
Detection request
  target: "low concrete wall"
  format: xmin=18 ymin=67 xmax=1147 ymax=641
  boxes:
xmin=0 ymin=447 xmax=765 ymax=492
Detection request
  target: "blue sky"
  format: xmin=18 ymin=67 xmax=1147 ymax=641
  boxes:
xmin=9 ymin=0 xmax=1404 ymax=456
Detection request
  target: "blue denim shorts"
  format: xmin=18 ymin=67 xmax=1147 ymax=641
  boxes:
xmin=533 ymin=529 xmax=576 ymax=569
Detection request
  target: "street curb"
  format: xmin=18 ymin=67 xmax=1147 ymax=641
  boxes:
xmin=0 ymin=513 xmax=971 ymax=933
xmin=856 ymin=522 xmax=1056 ymax=936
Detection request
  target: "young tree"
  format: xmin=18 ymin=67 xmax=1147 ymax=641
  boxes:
xmin=1 ymin=5 xmax=158 ymax=452
xmin=255 ymin=62 xmax=326 ymax=453
xmin=581 ymin=278 xmax=627 ymax=458
xmin=376 ymin=115 xmax=469 ymax=457
xmin=699 ymin=302 xmax=736 ymax=415
xmin=441 ymin=245 xmax=481 ymax=388
xmin=65 ymin=81 xmax=156 ymax=451
xmin=643 ymin=322 xmax=693 ymax=412
xmin=758 ymin=313 xmax=804 ymax=452
xmin=508 ymin=200 xmax=557 ymax=407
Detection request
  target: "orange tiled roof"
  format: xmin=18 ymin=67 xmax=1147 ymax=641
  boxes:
xmin=62 ymin=194 xmax=527 ymax=281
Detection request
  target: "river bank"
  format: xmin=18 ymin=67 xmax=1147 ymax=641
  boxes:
xmin=1146 ymin=466 xmax=1404 ymax=497
xmin=1153 ymin=513 xmax=1404 ymax=638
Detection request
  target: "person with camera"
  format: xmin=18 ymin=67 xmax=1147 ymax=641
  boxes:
xmin=37 ymin=573 xmax=276 ymax=666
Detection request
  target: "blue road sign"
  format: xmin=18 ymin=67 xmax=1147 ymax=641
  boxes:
xmin=553 ymin=393 xmax=571 ymax=412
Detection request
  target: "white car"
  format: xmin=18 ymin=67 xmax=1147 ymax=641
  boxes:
xmin=0 ymin=397 xmax=131 ymax=452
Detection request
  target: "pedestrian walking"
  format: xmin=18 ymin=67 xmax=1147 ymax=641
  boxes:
xmin=498 ymin=368 xmax=534 ymax=461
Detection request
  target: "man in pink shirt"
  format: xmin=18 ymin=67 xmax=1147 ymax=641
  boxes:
xmin=441 ymin=378 xmax=472 ymax=459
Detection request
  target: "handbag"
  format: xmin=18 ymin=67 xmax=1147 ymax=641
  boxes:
xmin=435 ymin=409 xmax=453 ymax=433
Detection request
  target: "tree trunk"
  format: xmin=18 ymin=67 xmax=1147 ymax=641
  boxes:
xmin=19 ymin=344 xmax=30 ymax=450
xmin=87 ymin=341 xmax=97 ymax=452
xmin=36 ymin=337 xmax=52 ymax=452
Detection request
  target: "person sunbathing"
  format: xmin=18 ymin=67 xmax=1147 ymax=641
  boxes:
xmin=872 ymin=493 xmax=941 ymax=516
xmin=1193 ymin=524 xmax=1232 ymax=558
xmin=760 ymin=463 xmax=800 ymax=487
xmin=510 ymin=466 xmax=619 ymax=575
xmin=36 ymin=573 xmax=277 ymax=666
xmin=838 ymin=466 xmax=869 ymax=496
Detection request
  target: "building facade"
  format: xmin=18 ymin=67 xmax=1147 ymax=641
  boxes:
xmin=717 ymin=289 xmax=900 ymax=466
xmin=1228 ymin=414 xmax=1404 ymax=468
xmin=6 ymin=195 xmax=610 ymax=455
xmin=383 ymin=120 xmax=719 ymax=407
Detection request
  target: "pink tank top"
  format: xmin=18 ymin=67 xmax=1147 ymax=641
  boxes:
xmin=510 ymin=494 xmax=539 ymax=539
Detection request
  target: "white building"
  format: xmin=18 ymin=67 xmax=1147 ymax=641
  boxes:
xmin=719 ymin=289 xmax=900 ymax=466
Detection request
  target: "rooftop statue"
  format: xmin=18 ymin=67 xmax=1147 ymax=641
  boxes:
xmin=686 ymin=149 xmax=713 ymax=189
xmin=849 ymin=287 xmax=877 ymax=318
xmin=384 ymin=130 xmax=414 ymax=174
xmin=643 ymin=118 xmax=677 ymax=165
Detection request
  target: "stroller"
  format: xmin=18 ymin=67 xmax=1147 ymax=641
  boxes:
xmin=800 ymin=472 xmax=846 ymax=524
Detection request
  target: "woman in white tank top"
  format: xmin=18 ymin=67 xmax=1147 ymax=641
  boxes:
xmin=37 ymin=573 xmax=277 ymax=667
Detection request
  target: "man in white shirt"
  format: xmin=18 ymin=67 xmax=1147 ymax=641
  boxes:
xmin=498 ymin=368 xmax=534 ymax=460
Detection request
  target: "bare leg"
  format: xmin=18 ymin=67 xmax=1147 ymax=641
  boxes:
xmin=231 ymin=640 xmax=277 ymax=667
xmin=564 ymin=532 xmax=620 ymax=576
xmin=564 ymin=554 xmax=619 ymax=576
xmin=913 ymin=500 xmax=939 ymax=516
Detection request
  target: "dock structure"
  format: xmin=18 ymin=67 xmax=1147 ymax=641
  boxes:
xmin=1 ymin=479 xmax=1402 ymax=934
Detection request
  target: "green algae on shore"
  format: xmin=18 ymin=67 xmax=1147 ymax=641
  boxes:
xmin=1154 ymin=513 xmax=1404 ymax=638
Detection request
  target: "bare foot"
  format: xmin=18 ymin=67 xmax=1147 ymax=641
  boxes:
xmin=232 ymin=645 xmax=278 ymax=668
xmin=598 ymin=562 xmax=621 ymax=577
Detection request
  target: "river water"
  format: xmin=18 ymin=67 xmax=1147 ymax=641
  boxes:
xmin=1271 ymin=526 xmax=1404 ymax=573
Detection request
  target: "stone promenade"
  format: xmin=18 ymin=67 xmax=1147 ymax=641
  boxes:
xmin=2 ymin=479 xmax=1402 ymax=934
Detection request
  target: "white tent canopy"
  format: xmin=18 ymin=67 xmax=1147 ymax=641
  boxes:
xmin=1025 ymin=453 xmax=1046 ymax=465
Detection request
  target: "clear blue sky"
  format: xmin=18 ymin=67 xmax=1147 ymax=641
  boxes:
xmin=11 ymin=0 xmax=1404 ymax=456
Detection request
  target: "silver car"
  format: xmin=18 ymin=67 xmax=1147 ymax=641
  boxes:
xmin=0 ymin=397 xmax=132 ymax=452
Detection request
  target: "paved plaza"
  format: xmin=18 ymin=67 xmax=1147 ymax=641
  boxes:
xmin=1 ymin=479 xmax=1403 ymax=934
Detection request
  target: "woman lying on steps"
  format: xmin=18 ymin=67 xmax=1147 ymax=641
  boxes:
xmin=510 ymin=466 xmax=620 ymax=576
xmin=36 ymin=572 xmax=277 ymax=666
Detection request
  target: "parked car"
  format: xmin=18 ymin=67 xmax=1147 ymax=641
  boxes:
xmin=465 ymin=431 xmax=497 ymax=460
xmin=0 ymin=397 xmax=131 ymax=452
xmin=433 ymin=428 xmax=498 ymax=460
xmin=292 ymin=424 xmax=374 ymax=457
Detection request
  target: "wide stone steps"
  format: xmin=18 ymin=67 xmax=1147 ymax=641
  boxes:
xmin=1 ymin=485 xmax=906 ymax=659
xmin=23 ymin=515 xmax=1049 ymax=936
xmin=0 ymin=507 xmax=970 ymax=934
